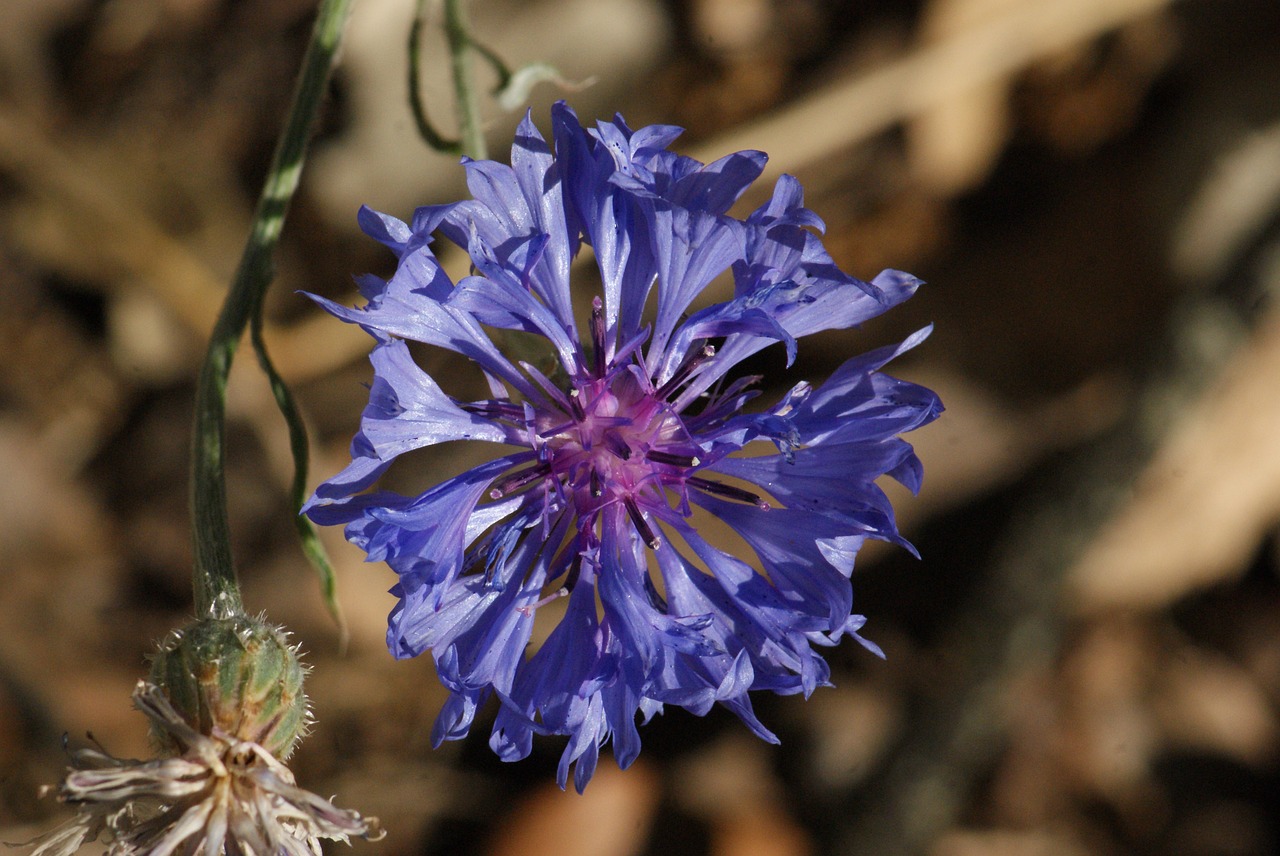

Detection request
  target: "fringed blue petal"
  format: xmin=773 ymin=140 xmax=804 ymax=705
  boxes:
xmin=306 ymin=102 xmax=940 ymax=792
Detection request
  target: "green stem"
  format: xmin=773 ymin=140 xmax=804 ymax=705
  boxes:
xmin=408 ymin=0 xmax=462 ymax=154
xmin=443 ymin=0 xmax=487 ymax=160
xmin=249 ymin=303 xmax=350 ymax=646
xmin=469 ymin=37 xmax=513 ymax=93
xmin=190 ymin=0 xmax=354 ymax=619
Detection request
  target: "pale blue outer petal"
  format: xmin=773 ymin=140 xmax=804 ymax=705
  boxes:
xmin=360 ymin=338 xmax=516 ymax=457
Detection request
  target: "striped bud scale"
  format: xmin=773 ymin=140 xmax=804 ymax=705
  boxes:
xmin=148 ymin=615 xmax=308 ymax=759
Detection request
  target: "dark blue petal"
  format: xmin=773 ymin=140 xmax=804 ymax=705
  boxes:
xmin=746 ymin=173 xmax=825 ymax=231
xmin=346 ymin=456 xmax=529 ymax=618
xmin=712 ymin=440 xmax=913 ymax=511
xmin=601 ymin=677 xmax=646 ymax=772
xmin=769 ymin=267 xmax=917 ymax=341
xmin=430 ymin=690 xmax=483 ymax=745
xmin=670 ymin=266 xmax=918 ymax=408
xmin=670 ymin=149 xmax=767 ymax=214
xmin=510 ymin=111 xmax=577 ymax=324
xmin=305 ymin=254 xmax=544 ymax=402
xmin=424 ymin=521 xmax=555 ymax=695
xmin=789 ymin=326 xmax=943 ymax=446
xmin=489 ymin=570 xmax=617 ymax=785
xmin=454 ymin=155 xmax=577 ymax=334
xmin=449 ymin=227 xmax=583 ymax=375
xmin=356 ymin=205 xmax=413 ymax=255
xmin=628 ymin=122 xmax=684 ymax=161
xmin=552 ymin=103 xmax=659 ymax=349
xmin=689 ymin=495 xmax=855 ymax=630
xmin=559 ymin=693 xmax=605 ymax=793
xmin=302 ymin=431 xmax=391 ymax=514
xmin=647 ymin=209 xmax=745 ymax=368
xmin=665 ymin=292 xmax=798 ymax=373
xmin=650 ymin=530 xmax=802 ymax=715
xmin=409 ymin=201 xmax=468 ymax=239
xmin=598 ymin=505 xmax=720 ymax=671
xmin=826 ymin=614 xmax=886 ymax=659
xmin=361 ymin=338 xmax=516 ymax=457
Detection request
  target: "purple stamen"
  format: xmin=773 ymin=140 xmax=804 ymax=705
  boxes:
xmin=517 ymin=586 xmax=570 ymax=617
xmin=489 ymin=463 xmax=552 ymax=499
xmin=624 ymin=497 xmax=661 ymax=549
xmin=647 ymin=450 xmax=701 ymax=468
xmin=568 ymin=388 xmax=586 ymax=421
xmin=604 ymin=433 xmax=632 ymax=460
xmin=655 ymin=343 xmax=716 ymax=400
xmin=462 ymin=400 xmax=526 ymax=421
xmin=537 ymin=420 xmax=576 ymax=440
xmin=687 ymin=475 xmax=770 ymax=509
xmin=563 ymin=556 xmax=583 ymax=592
xmin=590 ymin=296 xmax=606 ymax=378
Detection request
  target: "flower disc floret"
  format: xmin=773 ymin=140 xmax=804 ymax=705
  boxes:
xmin=304 ymin=102 xmax=943 ymax=791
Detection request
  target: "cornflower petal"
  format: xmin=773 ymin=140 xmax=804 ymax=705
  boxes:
xmin=670 ymin=149 xmax=769 ymax=213
xmin=646 ymin=208 xmax=745 ymax=369
xmin=306 ymin=103 xmax=941 ymax=790
xmin=356 ymin=204 xmax=414 ymax=254
xmin=509 ymin=115 xmax=577 ymax=322
xmin=693 ymin=496 xmax=857 ymax=626
xmin=360 ymin=338 xmax=514 ymax=456
xmin=308 ymin=256 xmax=543 ymax=402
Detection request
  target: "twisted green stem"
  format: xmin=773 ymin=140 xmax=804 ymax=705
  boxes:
xmin=190 ymin=0 xmax=354 ymax=618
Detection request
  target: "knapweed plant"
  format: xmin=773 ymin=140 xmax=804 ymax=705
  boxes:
xmin=305 ymin=103 xmax=942 ymax=791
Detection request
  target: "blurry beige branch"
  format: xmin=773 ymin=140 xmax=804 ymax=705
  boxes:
xmin=691 ymin=0 xmax=1173 ymax=188
xmin=1071 ymin=121 xmax=1280 ymax=609
xmin=0 ymin=109 xmax=369 ymax=484
xmin=1071 ymin=306 xmax=1280 ymax=608
xmin=0 ymin=110 xmax=370 ymax=385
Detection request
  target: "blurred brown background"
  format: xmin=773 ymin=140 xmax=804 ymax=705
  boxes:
xmin=3 ymin=0 xmax=1279 ymax=854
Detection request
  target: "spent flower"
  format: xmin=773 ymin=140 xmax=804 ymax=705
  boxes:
xmin=305 ymin=102 xmax=942 ymax=790
xmin=24 ymin=619 xmax=379 ymax=856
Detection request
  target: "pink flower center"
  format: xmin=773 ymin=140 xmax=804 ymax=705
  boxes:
xmin=544 ymin=372 xmax=700 ymax=542
xmin=481 ymin=308 xmax=768 ymax=547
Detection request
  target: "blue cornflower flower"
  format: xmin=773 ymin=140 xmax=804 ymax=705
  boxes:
xmin=305 ymin=102 xmax=942 ymax=791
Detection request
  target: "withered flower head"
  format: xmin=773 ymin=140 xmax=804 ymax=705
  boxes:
xmin=24 ymin=617 xmax=380 ymax=856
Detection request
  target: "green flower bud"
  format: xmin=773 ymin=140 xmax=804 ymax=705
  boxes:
xmin=148 ymin=615 xmax=309 ymax=758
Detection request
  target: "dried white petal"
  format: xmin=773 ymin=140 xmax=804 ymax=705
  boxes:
xmin=19 ymin=681 xmax=381 ymax=856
